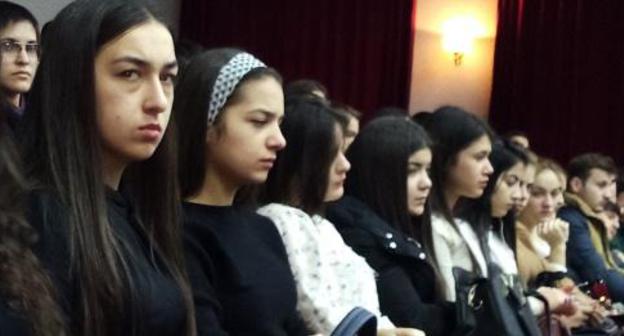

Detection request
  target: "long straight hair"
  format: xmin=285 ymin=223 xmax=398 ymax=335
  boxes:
xmin=20 ymin=1 xmax=194 ymax=335
xmin=0 ymin=57 xmax=65 ymax=336
xmin=344 ymin=116 xmax=446 ymax=297
xmin=345 ymin=116 xmax=432 ymax=245
xmin=259 ymin=96 xmax=348 ymax=214
xmin=423 ymin=106 xmax=494 ymax=226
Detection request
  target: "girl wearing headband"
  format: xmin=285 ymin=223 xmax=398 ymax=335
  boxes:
xmin=21 ymin=1 xmax=195 ymax=335
xmin=174 ymin=48 xmax=309 ymax=335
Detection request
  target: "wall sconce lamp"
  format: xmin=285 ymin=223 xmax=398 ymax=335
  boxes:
xmin=442 ymin=17 xmax=482 ymax=66
xmin=452 ymin=52 xmax=464 ymax=66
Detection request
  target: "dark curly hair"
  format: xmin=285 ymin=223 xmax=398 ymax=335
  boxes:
xmin=0 ymin=114 xmax=65 ymax=335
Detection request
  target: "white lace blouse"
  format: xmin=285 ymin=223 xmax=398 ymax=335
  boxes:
xmin=257 ymin=203 xmax=394 ymax=334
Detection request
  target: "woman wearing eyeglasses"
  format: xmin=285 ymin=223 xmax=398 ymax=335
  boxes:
xmin=0 ymin=1 xmax=39 ymax=130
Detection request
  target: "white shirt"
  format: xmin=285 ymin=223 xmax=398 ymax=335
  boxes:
xmin=258 ymin=203 xmax=394 ymax=334
xmin=488 ymin=230 xmax=519 ymax=275
xmin=488 ymin=228 xmax=545 ymax=315
xmin=431 ymin=213 xmax=487 ymax=301
xmin=532 ymin=236 xmax=551 ymax=259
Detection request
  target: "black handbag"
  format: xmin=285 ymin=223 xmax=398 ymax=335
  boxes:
xmin=453 ymin=232 xmax=542 ymax=336
xmin=330 ymin=307 xmax=377 ymax=336
xmin=453 ymin=263 xmax=541 ymax=336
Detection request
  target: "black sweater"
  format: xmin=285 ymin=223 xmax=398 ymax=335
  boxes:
xmin=326 ymin=196 xmax=456 ymax=336
xmin=182 ymin=202 xmax=309 ymax=336
xmin=0 ymin=110 xmax=29 ymax=334
xmin=27 ymin=189 xmax=187 ymax=335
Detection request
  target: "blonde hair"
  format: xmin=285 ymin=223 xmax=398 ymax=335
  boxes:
xmin=536 ymin=157 xmax=567 ymax=188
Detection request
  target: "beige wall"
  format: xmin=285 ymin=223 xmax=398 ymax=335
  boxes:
xmin=409 ymin=0 xmax=498 ymax=117
xmin=18 ymin=0 xmax=73 ymax=27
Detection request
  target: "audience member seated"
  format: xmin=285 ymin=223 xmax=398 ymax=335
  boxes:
xmin=506 ymin=130 xmax=531 ymax=149
xmin=510 ymin=147 xmax=536 ymax=215
xmin=173 ymin=48 xmax=310 ymax=335
xmin=0 ymin=1 xmax=39 ymax=130
xmin=601 ymin=201 xmax=624 ymax=268
xmin=458 ymin=142 xmax=579 ymax=330
xmin=326 ymin=116 xmax=457 ymax=336
xmin=517 ymin=158 xmax=571 ymax=288
xmin=519 ymin=158 xmax=621 ymax=332
xmin=423 ymin=106 xmax=494 ymax=301
xmin=284 ymin=78 xmax=329 ymax=100
xmin=258 ymin=97 xmax=423 ymax=336
xmin=331 ymin=101 xmax=360 ymax=150
xmin=21 ymin=1 xmax=196 ymax=334
xmin=559 ymin=153 xmax=624 ymax=302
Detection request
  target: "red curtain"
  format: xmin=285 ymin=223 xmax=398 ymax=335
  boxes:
xmin=178 ymin=0 xmax=416 ymax=121
xmin=489 ymin=0 xmax=624 ymax=165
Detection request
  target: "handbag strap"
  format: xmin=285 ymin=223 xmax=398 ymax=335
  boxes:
xmin=478 ymin=227 xmax=494 ymax=265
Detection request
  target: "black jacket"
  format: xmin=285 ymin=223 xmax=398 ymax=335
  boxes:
xmin=326 ymin=196 xmax=456 ymax=336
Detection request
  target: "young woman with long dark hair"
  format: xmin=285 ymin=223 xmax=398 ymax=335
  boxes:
xmin=20 ymin=1 xmax=195 ymax=335
xmin=423 ymin=106 xmax=494 ymax=301
xmin=457 ymin=141 xmax=530 ymax=272
xmin=257 ymin=97 xmax=423 ymax=336
xmin=173 ymin=48 xmax=310 ymax=336
xmin=326 ymin=116 xmax=457 ymax=336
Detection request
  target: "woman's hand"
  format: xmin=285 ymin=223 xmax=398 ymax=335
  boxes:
xmin=559 ymin=307 xmax=589 ymax=329
xmin=537 ymin=286 xmax=577 ymax=316
xmin=538 ymin=218 xmax=569 ymax=247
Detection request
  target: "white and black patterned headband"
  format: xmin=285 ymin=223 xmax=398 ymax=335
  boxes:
xmin=207 ymin=52 xmax=266 ymax=125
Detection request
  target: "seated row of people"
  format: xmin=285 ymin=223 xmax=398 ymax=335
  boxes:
xmin=1 ymin=0 xmax=623 ymax=335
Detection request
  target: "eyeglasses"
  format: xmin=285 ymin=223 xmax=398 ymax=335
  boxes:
xmin=0 ymin=40 xmax=40 ymax=59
